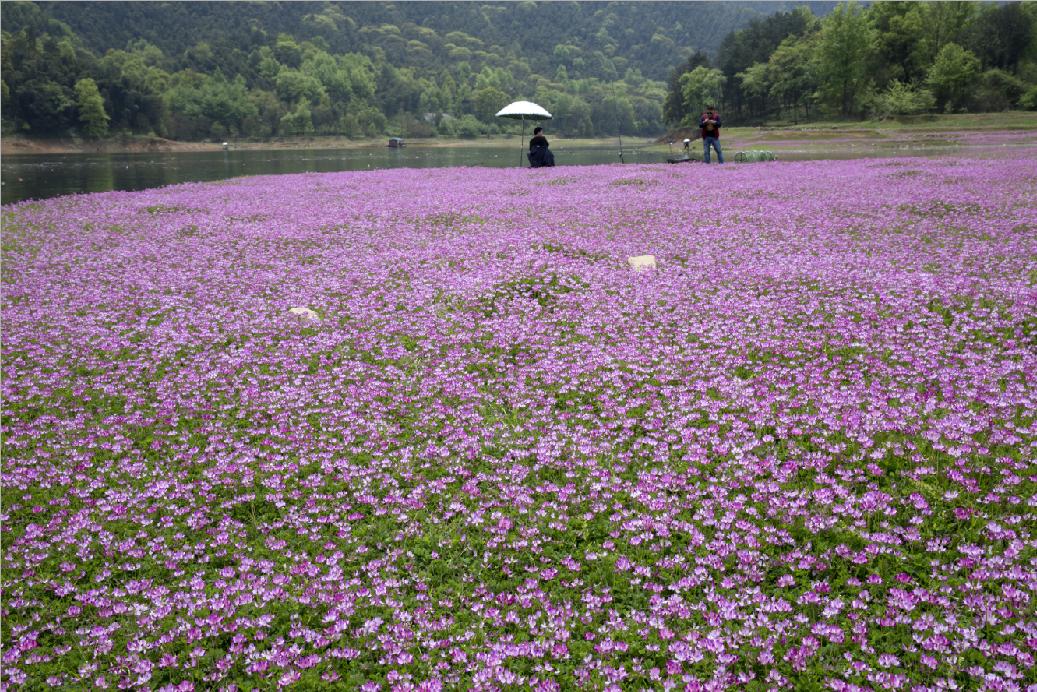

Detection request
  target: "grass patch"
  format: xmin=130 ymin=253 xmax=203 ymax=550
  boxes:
xmin=422 ymin=212 xmax=487 ymax=227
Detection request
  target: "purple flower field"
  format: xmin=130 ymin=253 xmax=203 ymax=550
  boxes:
xmin=2 ymin=151 xmax=1036 ymax=690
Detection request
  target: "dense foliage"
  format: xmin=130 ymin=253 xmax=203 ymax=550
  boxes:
xmin=3 ymin=147 xmax=1036 ymax=688
xmin=665 ymin=1 xmax=1037 ymax=126
xmin=1 ymin=0 xmax=816 ymax=140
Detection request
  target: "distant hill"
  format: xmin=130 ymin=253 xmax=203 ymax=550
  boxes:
xmin=37 ymin=2 xmax=838 ymax=82
xmin=1 ymin=1 xmax=837 ymax=140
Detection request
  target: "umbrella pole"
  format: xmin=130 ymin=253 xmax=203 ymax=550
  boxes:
xmin=519 ymin=117 xmax=525 ymax=167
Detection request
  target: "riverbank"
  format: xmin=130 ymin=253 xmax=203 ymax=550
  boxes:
xmin=6 ymin=112 xmax=1036 ymax=156
xmin=651 ymin=111 xmax=1037 ymax=162
xmin=1 ymin=133 xmax=640 ymax=156
xmin=665 ymin=110 xmax=1037 ymax=141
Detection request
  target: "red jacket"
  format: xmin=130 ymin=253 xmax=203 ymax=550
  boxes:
xmin=699 ymin=112 xmax=721 ymax=139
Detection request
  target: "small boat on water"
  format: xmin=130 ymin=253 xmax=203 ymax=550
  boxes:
xmin=388 ymin=137 xmax=405 ymax=148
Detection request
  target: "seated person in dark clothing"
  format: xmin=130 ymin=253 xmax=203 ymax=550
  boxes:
xmin=527 ymin=126 xmax=555 ymax=168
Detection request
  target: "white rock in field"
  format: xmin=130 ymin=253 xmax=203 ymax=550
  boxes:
xmin=627 ymin=255 xmax=657 ymax=271
xmin=289 ymin=306 xmax=320 ymax=321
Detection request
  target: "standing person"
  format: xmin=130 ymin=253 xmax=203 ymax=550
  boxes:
xmin=699 ymin=105 xmax=724 ymax=164
xmin=527 ymin=126 xmax=555 ymax=168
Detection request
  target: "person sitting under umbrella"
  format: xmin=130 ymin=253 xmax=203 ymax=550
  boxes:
xmin=527 ymin=127 xmax=555 ymax=168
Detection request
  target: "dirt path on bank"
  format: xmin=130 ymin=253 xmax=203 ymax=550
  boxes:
xmin=1 ymin=134 xmax=651 ymax=156
xmin=6 ymin=114 xmax=1036 ymax=157
xmin=1 ymin=135 xmax=398 ymax=155
xmin=2 ymin=135 xmax=214 ymax=155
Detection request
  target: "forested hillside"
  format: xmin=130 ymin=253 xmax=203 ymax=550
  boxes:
xmin=8 ymin=1 xmax=1032 ymax=142
xmin=665 ymin=2 xmax=1037 ymax=126
xmin=1 ymin=0 xmax=824 ymax=140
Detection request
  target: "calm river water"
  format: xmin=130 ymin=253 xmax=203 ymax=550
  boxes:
xmin=7 ymin=132 xmax=1032 ymax=205
xmin=1 ymin=144 xmax=663 ymax=205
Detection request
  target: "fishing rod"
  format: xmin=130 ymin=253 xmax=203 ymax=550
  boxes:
xmin=608 ymin=79 xmax=625 ymax=163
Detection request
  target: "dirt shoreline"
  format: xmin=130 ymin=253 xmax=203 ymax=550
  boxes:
xmin=1 ymin=135 xmax=403 ymax=155
xmin=2 ymin=134 xmax=638 ymax=156
xmin=0 ymin=130 xmax=927 ymax=156
xmin=5 ymin=114 xmax=1035 ymax=156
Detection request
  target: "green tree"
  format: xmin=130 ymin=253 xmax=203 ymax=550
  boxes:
xmin=926 ymin=42 xmax=980 ymax=111
xmin=376 ymin=63 xmax=423 ymax=117
xmin=767 ymin=36 xmax=818 ymax=122
xmin=534 ymin=88 xmax=593 ymax=136
xmin=870 ymin=2 xmax=927 ymax=84
xmin=814 ymin=2 xmax=876 ymax=117
xmin=966 ymin=3 xmax=1033 ymax=72
xmin=592 ymin=91 xmax=636 ymax=136
xmin=164 ymin=71 xmax=257 ymax=138
xmin=474 ymin=65 xmax=512 ymax=93
xmin=975 ymin=68 xmax=1025 ymax=111
xmin=1 ymin=23 xmax=94 ymax=134
xmin=662 ymin=51 xmax=710 ymax=125
xmin=339 ymin=103 xmax=386 ymax=137
xmin=253 ymin=46 xmax=282 ymax=88
xmin=870 ymin=80 xmax=935 ymax=118
xmin=916 ymin=2 xmax=977 ymax=67
xmin=202 ymin=74 xmax=258 ymax=134
xmin=445 ymin=113 xmax=486 ymax=138
xmin=438 ymin=72 xmax=460 ymax=112
xmin=273 ymin=33 xmax=302 ymax=68
xmin=97 ymin=47 xmax=170 ymax=133
xmin=184 ymin=41 xmax=217 ymax=73
xmin=737 ymin=62 xmax=771 ymax=119
xmin=678 ymin=66 xmax=726 ymax=123
xmin=338 ymin=53 xmax=376 ymax=101
xmin=19 ymin=79 xmax=74 ymax=133
xmin=279 ymin=97 xmax=314 ymax=135
xmin=74 ymin=77 xmax=109 ymax=137
xmin=245 ymin=89 xmax=282 ymax=137
xmin=470 ymin=85 xmax=509 ymax=121
xmin=717 ymin=7 xmax=815 ymax=120
xmin=275 ymin=67 xmax=325 ymax=104
xmin=302 ymin=5 xmax=356 ymax=51
xmin=1020 ymin=85 xmax=1037 ymax=110
xmin=630 ymin=92 xmax=663 ymax=135
xmin=302 ymin=49 xmax=350 ymax=103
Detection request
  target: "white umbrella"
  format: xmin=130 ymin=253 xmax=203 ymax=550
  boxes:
xmin=495 ymin=101 xmax=552 ymax=167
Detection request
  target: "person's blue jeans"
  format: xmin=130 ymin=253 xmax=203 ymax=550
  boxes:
xmin=703 ymin=136 xmax=724 ymax=164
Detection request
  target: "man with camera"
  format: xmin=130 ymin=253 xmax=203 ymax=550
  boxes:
xmin=699 ymin=105 xmax=724 ymax=164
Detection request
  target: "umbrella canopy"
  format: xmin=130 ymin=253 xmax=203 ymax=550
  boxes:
xmin=495 ymin=101 xmax=552 ymax=121
xmin=495 ymin=101 xmax=553 ymax=167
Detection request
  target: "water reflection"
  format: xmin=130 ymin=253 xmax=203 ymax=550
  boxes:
xmin=6 ymin=133 xmax=1031 ymax=204
xmin=1 ymin=145 xmax=655 ymax=204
